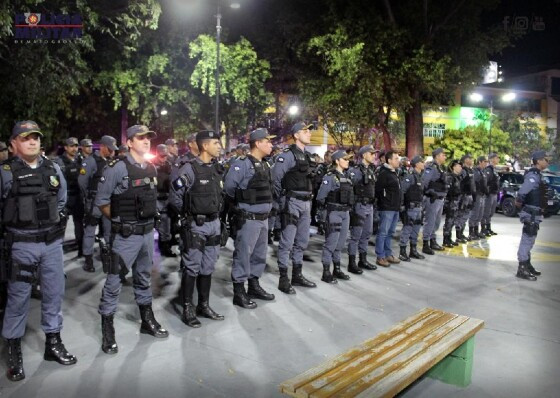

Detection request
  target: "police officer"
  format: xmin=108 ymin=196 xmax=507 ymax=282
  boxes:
xmin=515 ymin=151 xmax=549 ymax=281
xmin=225 ymin=128 xmax=276 ymax=308
xmin=482 ymin=153 xmax=500 ymax=236
xmin=154 ymin=144 xmax=175 ymax=257
xmin=421 ymin=148 xmax=448 ymax=255
xmin=1 ymin=121 xmax=76 ymax=381
xmin=456 ymin=154 xmax=475 ymax=242
xmin=442 ymin=160 xmax=463 ymax=247
xmin=80 ymin=138 xmax=93 ymax=159
xmin=117 ymin=144 xmax=128 ymax=158
xmin=347 ymin=145 xmax=377 ymax=273
xmin=272 ymin=122 xmax=317 ymax=294
xmin=96 ymin=125 xmax=168 ymax=355
xmin=469 ymin=156 xmax=489 ymax=240
xmin=0 ymin=141 xmax=10 ymax=162
xmin=311 ymin=150 xmax=332 ymax=232
xmin=165 ymin=138 xmax=179 ymax=164
xmin=170 ymin=130 xmax=225 ymax=327
xmin=78 ymin=135 xmax=117 ymax=272
xmin=398 ymin=155 xmax=426 ymax=261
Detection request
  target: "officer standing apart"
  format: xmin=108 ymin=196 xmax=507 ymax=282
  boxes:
xmin=469 ymin=156 xmax=489 ymax=240
xmin=515 ymin=150 xmax=549 ymax=281
xmin=96 ymin=125 xmax=168 ymax=355
xmin=316 ymin=150 xmax=354 ymax=284
xmin=421 ymin=148 xmax=448 ymax=255
xmin=481 ymin=153 xmax=500 ymax=236
xmin=456 ymin=154 xmax=476 ymax=242
xmin=225 ymin=128 xmax=276 ymax=309
xmin=272 ymin=122 xmax=317 ymax=294
xmin=398 ymin=155 xmax=426 ymax=262
xmin=1 ymin=121 xmax=77 ymax=382
xmin=442 ymin=160 xmax=463 ymax=247
xmin=170 ymin=130 xmax=225 ymax=328
xmin=153 ymin=144 xmax=176 ymax=257
xmin=347 ymin=145 xmax=378 ymax=273
xmin=78 ymin=135 xmax=117 ymax=272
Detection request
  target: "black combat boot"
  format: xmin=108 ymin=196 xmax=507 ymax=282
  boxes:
xmin=247 ymin=277 xmax=275 ymax=300
xmin=409 ymin=243 xmax=425 ymax=259
xmin=526 ymin=255 xmax=541 ymax=276
xmin=321 ymin=264 xmax=338 ymax=284
xmin=487 ymin=223 xmax=497 ymax=235
xmin=82 ymin=255 xmax=95 ymax=272
xmin=333 ymin=262 xmax=350 ymax=280
xmin=6 ymin=338 xmax=25 ymax=381
xmin=44 ymin=333 xmax=77 ymax=365
xmin=455 ymin=227 xmax=468 ymax=243
xmin=483 ymin=223 xmax=492 ymax=237
xmin=442 ymin=235 xmax=454 ymax=248
xmin=399 ymin=246 xmax=410 ymax=262
xmin=467 ymin=226 xmax=478 ymax=241
xmin=233 ymin=282 xmax=257 ymax=309
xmin=430 ymin=238 xmax=444 ymax=251
xmin=516 ymin=261 xmax=537 ymax=281
xmin=476 ymin=225 xmax=487 ymax=239
xmin=139 ymin=304 xmax=169 ymax=338
xmin=273 ymin=229 xmax=281 ymax=241
xmin=158 ymin=240 xmax=176 ymax=257
xmin=291 ymin=264 xmax=317 ymax=288
xmin=101 ymin=314 xmax=118 ymax=354
xmin=358 ymin=252 xmax=377 ymax=270
xmin=268 ymin=230 xmax=273 ymax=244
xmin=347 ymin=255 xmax=363 ymax=274
xmin=278 ymin=268 xmax=296 ymax=294
xmin=181 ymin=273 xmax=201 ymax=328
xmin=196 ymin=274 xmax=224 ymax=321
xmin=422 ymin=240 xmax=435 ymax=255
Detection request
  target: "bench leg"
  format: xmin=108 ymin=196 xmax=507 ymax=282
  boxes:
xmin=426 ymin=336 xmax=475 ymax=387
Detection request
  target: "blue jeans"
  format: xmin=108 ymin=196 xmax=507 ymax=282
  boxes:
xmin=375 ymin=211 xmax=399 ymax=258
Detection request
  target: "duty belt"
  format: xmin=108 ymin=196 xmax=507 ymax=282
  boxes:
xmin=522 ymin=206 xmax=543 ymax=216
xmin=186 ymin=213 xmax=219 ymax=222
xmin=407 ymin=202 xmax=422 ymax=209
xmin=355 ymin=197 xmax=375 ymax=204
xmin=286 ymin=191 xmax=313 ymax=201
xmin=240 ymin=211 xmax=270 ymax=221
xmin=7 ymin=227 xmax=65 ymax=245
xmin=326 ymin=203 xmax=351 ymax=211
xmin=111 ymin=222 xmax=154 ymax=236
xmin=157 ymin=194 xmax=169 ymax=201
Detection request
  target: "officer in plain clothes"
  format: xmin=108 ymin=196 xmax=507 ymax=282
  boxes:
xmin=225 ymin=128 xmax=276 ymax=309
xmin=456 ymin=154 xmax=475 ymax=242
xmin=169 ymin=130 xmax=225 ymax=328
xmin=515 ymin=151 xmax=549 ymax=281
xmin=398 ymin=155 xmax=426 ymax=262
xmin=96 ymin=125 xmax=168 ymax=355
xmin=347 ymin=145 xmax=378 ymax=273
xmin=481 ymin=152 xmax=500 ymax=236
xmin=79 ymin=135 xmax=117 ymax=272
xmin=442 ymin=160 xmax=463 ymax=247
xmin=154 ymin=144 xmax=176 ymax=257
xmin=1 ymin=121 xmax=77 ymax=382
xmin=271 ymin=122 xmax=318 ymax=294
xmin=469 ymin=156 xmax=489 ymax=240
xmin=80 ymin=138 xmax=93 ymax=159
xmin=421 ymin=147 xmax=448 ymax=255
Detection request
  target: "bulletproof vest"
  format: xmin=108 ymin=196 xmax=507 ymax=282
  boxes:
xmin=524 ymin=169 xmax=548 ymax=210
xmin=2 ymin=157 xmax=61 ymax=230
xmin=326 ymin=172 xmax=355 ymax=205
xmin=461 ymin=167 xmax=476 ymax=195
xmin=404 ymin=172 xmax=423 ymax=205
xmin=184 ymin=160 xmax=224 ymax=215
xmin=60 ymin=155 xmax=80 ymax=197
xmin=475 ymin=167 xmax=488 ymax=194
xmin=447 ymin=173 xmax=462 ymax=198
xmin=354 ymin=164 xmax=376 ymax=199
xmin=110 ymin=158 xmax=157 ymax=222
xmin=281 ymin=145 xmax=316 ymax=192
xmin=427 ymin=164 xmax=448 ymax=193
xmin=87 ymin=153 xmax=108 ymax=194
xmin=314 ymin=163 xmax=329 ymax=188
xmin=155 ymin=160 xmax=172 ymax=195
xmin=485 ymin=166 xmax=500 ymax=193
xmin=235 ymin=156 xmax=273 ymax=205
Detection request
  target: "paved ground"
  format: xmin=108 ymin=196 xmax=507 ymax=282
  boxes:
xmin=0 ymin=213 xmax=559 ymax=397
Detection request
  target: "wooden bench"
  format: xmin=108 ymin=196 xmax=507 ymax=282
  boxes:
xmin=279 ymin=308 xmax=484 ymax=398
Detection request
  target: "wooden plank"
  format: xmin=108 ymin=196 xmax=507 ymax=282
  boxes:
xmin=307 ymin=313 xmax=462 ymax=398
xmin=351 ymin=318 xmax=484 ymax=398
xmin=280 ymin=308 xmax=438 ymax=395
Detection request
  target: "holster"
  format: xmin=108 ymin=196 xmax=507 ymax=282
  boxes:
xmin=108 ymin=251 xmax=124 ymax=275
xmin=99 ymin=240 xmax=111 ymax=274
xmin=220 ymin=221 xmax=229 ymax=247
xmin=84 ymin=212 xmax=100 ymax=226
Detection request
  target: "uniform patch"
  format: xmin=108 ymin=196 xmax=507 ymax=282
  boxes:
xmin=277 ymin=157 xmax=284 ymax=163
xmin=2 ymin=164 xmax=10 ymax=171
xmin=49 ymin=176 xmax=60 ymax=187
xmin=82 ymin=162 xmax=87 ymax=167
xmin=405 ymin=178 xmax=410 ymax=182
xmin=425 ymin=170 xmax=430 ymax=174
xmin=79 ymin=168 xmax=86 ymax=175
xmin=529 ymin=178 xmax=535 ymax=183
xmin=100 ymin=176 xmax=105 ymax=183
xmin=234 ymin=166 xmax=240 ymax=171
xmin=323 ymin=180 xmax=329 ymax=184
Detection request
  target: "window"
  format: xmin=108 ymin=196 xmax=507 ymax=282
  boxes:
xmin=423 ymin=123 xmax=446 ymax=138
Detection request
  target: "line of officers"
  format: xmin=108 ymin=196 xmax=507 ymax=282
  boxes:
xmin=0 ymin=120 xmax=549 ymax=382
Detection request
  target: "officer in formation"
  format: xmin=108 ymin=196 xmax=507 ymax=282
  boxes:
xmin=347 ymin=145 xmax=378 ymax=273
xmin=267 ymin=148 xmax=283 ymax=244
xmin=225 ymin=128 xmax=276 ymax=309
xmin=0 ymin=141 xmax=9 ymax=162
xmin=398 ymin=155 xmax=426 ymax=262
xmin=272 ymin=122 xmax=317 ymax=294
xmin=153 ymin=144 xmax=176 ymax=257
xmin=442 ymin=160 xmax=463 ymax=247
xmin=311 ymin=150 xmax=332 ymax=233
xmin=170 ymin=130 xmax=225 ymax=328
xmin=54 ymin=137 xmax=85 ymax=256
xmin=469 ymin=156 xmax=489 ymax=240
xmin=515 ymin=150 xmax=549 ymax=281
xmin=482 ymin=153 xmax=500 ymax=236
xmin=421 ymin=148 xmax=448 ymax=255
xmin=165 ymin=138 xmax=179 ymax=164
xmin=456 ymin=154 xmax=476 ymax=242
xmin=78 ymin=135 xmax=118 ymax=272
xmin=96 ymin=125 xmax=168 ymax=355
xmin=1 ymin=121 xmax=77 ymax=382
xmin=80 ymin=138 xmax=93 ymax=159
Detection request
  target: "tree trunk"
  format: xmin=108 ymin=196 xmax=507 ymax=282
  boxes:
xmin=120 ymin=103 xmax=128 ymax=146
xmin=405 ymin=91 xmax=424 ymax=157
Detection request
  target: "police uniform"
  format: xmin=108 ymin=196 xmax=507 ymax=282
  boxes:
xmin=399 ymin=161 xmax=425 ymax=261
xmin=442 ymin=164 xmax=462 ymax=247
xmin=457 ymin=156 xmax=476 ymax=241
xmin=421 ymin=151 xmax=448 ymax=254
xmin=469 ymin=159 xmax=488 ymax=239
xmin=482 ymin=155 xmax=500 ymax=236
xmin=96 ymin=125 xmax=168 ymax=355
xmin=1 ymin=121 xmax=76 ymax=382
xmin=154 ymin=146 xmax=175 ymax=257
xmin=169 ymin=130 xmax=225 ymax=328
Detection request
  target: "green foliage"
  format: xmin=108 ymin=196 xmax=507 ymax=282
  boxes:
xmin=498 ymin=111 xmax=551 ymax=165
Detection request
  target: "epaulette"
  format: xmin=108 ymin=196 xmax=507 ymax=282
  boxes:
xmin=108 ymin=158 xmax=121 ymax=167
xmin=283 ymin=148 xmax=291 ymax=152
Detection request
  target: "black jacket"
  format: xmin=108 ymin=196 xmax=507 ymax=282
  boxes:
xmin=375 ymin=164 xmax=401 ymax=211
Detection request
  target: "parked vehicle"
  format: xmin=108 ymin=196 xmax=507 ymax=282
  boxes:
xmin=496 ymin=172 xmax=560 ymax=217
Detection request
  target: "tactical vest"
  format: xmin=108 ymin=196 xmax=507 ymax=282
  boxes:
xmin=87 ymin=153 xmax=108 ymax=195
xmin=447 ymin=173 xmax=462 ymax=198
xmin=110 ymin=158 xmax=157 ymax=222
xmin=235 ymin=156 xmax=273 ymax=205
xmin=2 ymin=157 xmax=61 ymax=229
xmin=404 ymin=173 xmax=423 ymax=206
xmin=485 ymin=166 xmax=500 ymax=194
xmin=60 ymin=155 xmax=80 ymax=197
xmin=281 ymin=145 xmax=316 ymax=192
xmin=474 ymin=167 xmax=488 ymax=195
xmin=524 ymin=169 xmax=548 ymax=210
xmin=427 ymin=164 xmax=448 ymax=193
xmin=354 ymin=164 xmax=376 ymax=200
xmin=326 ymin=172 xmax=355 ymax=205
xmin=155 ymin=160 xmax=172 ymax=199
xmin=184 ymin=160 xmax=224 ymax=215
xmin=461 ymin=167 xmax=476 ymax=195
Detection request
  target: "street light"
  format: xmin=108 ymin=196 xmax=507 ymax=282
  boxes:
xmin=288 ymin=104 xmax=300 ymax=116
xmin=160 ymin=108 xmax=168 ymax=116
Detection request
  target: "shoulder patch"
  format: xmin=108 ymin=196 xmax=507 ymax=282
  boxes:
xmin=100 ymin=176 xmax=105 ymax=183
xmin=277 ymin=157 xmax=284 ymax=163
xmin=425 ymin=170 xmax=431 ymax=174
xmin=323 ymin=180 xmax=329 ymax=184
xmin=405 ymin=178 xmax=410 ymax=182
xmin=234 ymin=166 xmax=240 ymax=171
xmin=79 ymin=168 xmax=86 ymax=175
xmin=108 ymin=158 xmax=121 ymax=167
xmin=529 ymin=178 xmax=535 ymax=183
xmin=2 ymin=164 xmax=10 ymax=171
